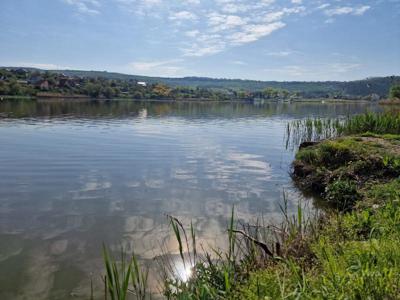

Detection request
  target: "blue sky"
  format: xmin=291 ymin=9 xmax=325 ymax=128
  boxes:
xmin=0 ymin=0 xmax=399 ymax=81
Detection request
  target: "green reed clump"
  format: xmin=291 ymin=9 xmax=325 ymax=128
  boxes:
xmin=99 ymin=200 xmax=317 ymax=299
xmin=162 ymin=207 xmax=243 ymax=299
xmin=339 ymin=112 xmax=400 ymax=135
xmin=160 ymin=198 xmax=320 ymax=300
xmin=102 ymin=245 xmax=149 ymax=300
xmin=286 ymin=117 xmax=342 ymax=150
xmin=286 ymin=112 xmax=400 ymax=150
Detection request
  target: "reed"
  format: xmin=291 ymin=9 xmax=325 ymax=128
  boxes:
xmin=340 ymin=112 xmax=400 ymax=135
xmin=286 ymin=112 xmax=400 ymax=150
xmin=102 ymin=244 xmax=149 ymax=300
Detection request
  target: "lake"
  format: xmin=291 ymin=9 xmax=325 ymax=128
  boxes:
xmin=0 ymin=100 xmax=381 ymax=299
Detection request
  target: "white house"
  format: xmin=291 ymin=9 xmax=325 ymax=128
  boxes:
xmin=137 ymin=81 xmax=147 ymax=87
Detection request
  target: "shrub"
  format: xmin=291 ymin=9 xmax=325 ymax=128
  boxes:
xmin=318 ymin=141 xmax=354 ymax=168
xmin=325 ymin=180 xmax=360 ymax=210
xmin=390 ymin=84 xmax=400 ymax=99
xmin=295 ymin=148 xmax=318 ymax=164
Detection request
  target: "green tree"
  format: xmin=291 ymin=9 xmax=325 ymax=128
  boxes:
xmin=0 ymin=81 xmax=10 ymax=95
xmin=9 ymin=80 xmax=22 ymax=95
xmin=103 ymin=86 xmax=114 ymax=99
xmin=133 ymin=91 xmax=143 ymax=99
xmin=85 ymin=83 xmax=101 ymax=98
xmin=389 ymin=84 xmax=400 ymax=99
xmin=263 ymin=87 xmax=279 ymax=99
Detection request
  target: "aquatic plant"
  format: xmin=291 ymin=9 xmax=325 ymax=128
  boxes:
xmin=285 ymin=112 xmax=400 ymax=150
xmin=285 ymin=117 xmax=342 ymax=150
xmin=102 ymin=245 xmax=149 ymax=300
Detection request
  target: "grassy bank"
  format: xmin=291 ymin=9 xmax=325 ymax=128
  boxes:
xmin=101 ymin=112 xmax=400 ymax=300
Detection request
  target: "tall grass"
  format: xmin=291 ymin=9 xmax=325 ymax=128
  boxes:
xmin=100 ymin=197 xmax=318 ymax=299
xmin=286 ymin=112 xmax=400 ymax=149
xmin=100 ymin=186 xmax=400 ymax=299
xmin=102 ymin=245 xmax=149 ymax=300
xmin=285 ymin=117 xmax=343 ymax=150
xmin=340 ymin=112 xmax=400 ymax=135
xmin=160 ymin=197 xmax=319 ymax=299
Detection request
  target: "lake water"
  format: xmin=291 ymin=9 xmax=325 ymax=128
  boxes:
xmin=0 ymin=100 xmax=381 ymax=299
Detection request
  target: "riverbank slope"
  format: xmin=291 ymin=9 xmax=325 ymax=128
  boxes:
xmin=233 ymin=114 xmax=400 ymax=299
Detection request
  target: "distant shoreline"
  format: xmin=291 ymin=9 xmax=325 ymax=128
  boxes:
xmin=0 ymin=95 xmax=376 ymax=104
xmin=379 ymin=98 xmax=400 ymax=105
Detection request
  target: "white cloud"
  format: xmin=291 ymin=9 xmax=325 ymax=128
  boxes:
xmin=208 ymin=13 xmax=247 ymax=31
xmin=184 ymin=0 xmax=200 ymax=4
xmin=325 ymin=5 xmax=371 ymax=17
xmin=264 ymin=65 xmax=306 ymax=77
xmin=10 ymin=62 xmax=71 ymax=70
xmin=181 ymin=5 xmax=304 ymax=57
xmin=327 ymin=63 xmax=362 ymax=73
xmin=220 ymin=3 xmax=251 ymax=14
xmin=185 ymin=30 xmax=200 ymax=37
xmin=317 ymin=3 xmax=330 ymax=10
xmin=266 ymin=50 xmax=295 ymax=57
xmin=264 ymin=11 xmax=285 ymax=22
xmin=263 ymin=62 xmax=362 ymax=78
xmin=169 ymin=11 xmax=198 ymax=21
xmin=63 ymin=0 xmax=101 ymax=15
xmin=182 ymin=42 xmax=226 ymax=57
xmin=231 ymin=60 xmax=247 ymax=65
xmin=129 ymin=59 xmax=185 ymax=76
xmin=229 ymin=22 xmax=286 ymax=45
xmin=115 ymin=0 xmax=162 ymax=16
xmin=107 ymin=0 xmax=374 ymax=58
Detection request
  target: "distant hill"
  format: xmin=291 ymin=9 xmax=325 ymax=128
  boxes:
xmin=2 ymin=67 xmax=400 ymax=98
xmin=48 ymin=70 xmax=400 ymax=98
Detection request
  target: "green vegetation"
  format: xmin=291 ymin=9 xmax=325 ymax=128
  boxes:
xmin=100 ymin=112 xmax=400 ymax=300
xmin=1 ymin=67 xmax=399 ymax=100
xmin=102 ymin=245 xmax=148 ymax=300
xmin=286 ymin=112 xmax=400 ymax=149
xmin=46 ymin=70 xmax=400 ymax=99
xmin=339 ymin=112 xmax=400 ymax=135
xmin=390 ymin=84 xmax=400 ymax=99
xmin=0 ymin=68 xmax=293 ymax=101
xmin=292 ymin=113 xmax=400 ymax=210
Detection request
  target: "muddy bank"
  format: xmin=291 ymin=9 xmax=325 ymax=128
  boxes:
xmin=292 ymin=135 xmax=400 ymax=210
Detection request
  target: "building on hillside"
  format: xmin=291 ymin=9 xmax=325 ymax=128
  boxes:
xmin=137 ymin=81 xmax=147 ymax=87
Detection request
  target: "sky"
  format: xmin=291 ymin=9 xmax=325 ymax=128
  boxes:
xmin=0 ymin=0 xmax=399 ymax=81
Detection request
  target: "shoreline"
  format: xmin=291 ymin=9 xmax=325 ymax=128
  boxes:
xmin=0 ymin=94 xmax=377 ymax=104
xmin=141 ymin=112 xmax=400 ymax=299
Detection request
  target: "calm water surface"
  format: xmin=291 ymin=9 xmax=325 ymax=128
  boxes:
xmin=0 ymin=100 xmax=381 ymax=299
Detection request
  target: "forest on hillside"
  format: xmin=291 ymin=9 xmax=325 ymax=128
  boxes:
xmin=1 ymin=67 xmax=398 ymax=100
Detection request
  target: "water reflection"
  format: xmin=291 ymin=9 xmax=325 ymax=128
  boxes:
xmin=0 ymin=100 xmax=382 ymax=299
